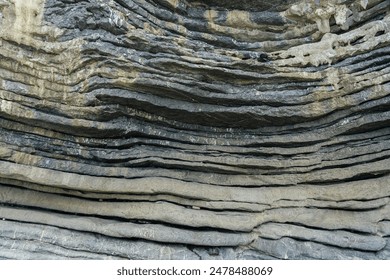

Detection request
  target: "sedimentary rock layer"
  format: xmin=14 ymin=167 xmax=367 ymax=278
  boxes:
xmin=0 ymin=0 xmax=389 ymax=259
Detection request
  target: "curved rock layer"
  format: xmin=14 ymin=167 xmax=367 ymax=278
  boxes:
xmin=0 ymin=0 xmax=389 ymax=259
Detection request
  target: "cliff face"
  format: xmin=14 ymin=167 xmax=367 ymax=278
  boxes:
xmin=0 ymin=0 xmax=389 ymax=259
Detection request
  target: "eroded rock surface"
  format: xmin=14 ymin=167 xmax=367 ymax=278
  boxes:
xmin=0 ymin=0 xmax=389 ymax=259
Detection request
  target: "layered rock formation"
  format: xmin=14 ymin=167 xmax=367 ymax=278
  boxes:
xmin=0 ymin=0 xmax=389 ymax=259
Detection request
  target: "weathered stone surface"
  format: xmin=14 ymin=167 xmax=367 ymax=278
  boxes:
xmin=0 ymin=0 xmax=389 ymax=259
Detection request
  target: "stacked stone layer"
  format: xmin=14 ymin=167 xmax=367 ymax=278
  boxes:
xmin=0 ymin=0 xmax=389 ymax=259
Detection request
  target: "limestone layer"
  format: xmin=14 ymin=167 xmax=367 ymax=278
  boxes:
xmin=0 ymin=0 xmax=389 ymax=259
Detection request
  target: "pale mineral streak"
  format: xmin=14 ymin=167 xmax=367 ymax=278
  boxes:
xmin=0 ymin=0 xmax=389 ymax=259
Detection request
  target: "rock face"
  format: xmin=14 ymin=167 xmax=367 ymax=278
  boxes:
xmin=0 ymin=0 xmax=389 ymax=259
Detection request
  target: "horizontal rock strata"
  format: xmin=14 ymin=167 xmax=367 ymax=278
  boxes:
xmin=0 ymin=0 xmax=389 ymax=259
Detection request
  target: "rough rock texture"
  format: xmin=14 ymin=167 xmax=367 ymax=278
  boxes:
xmin=0 ymin=0 xmax=389 ymax=259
